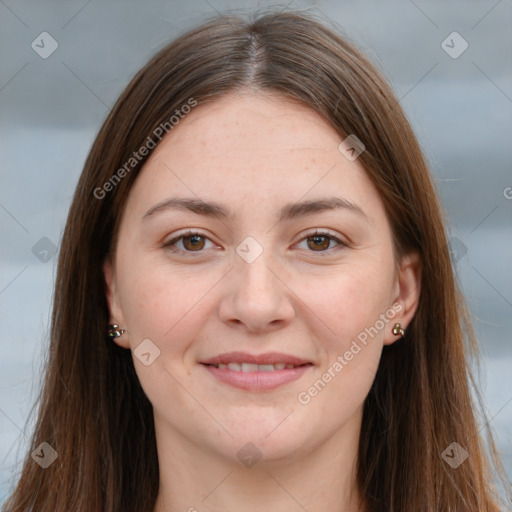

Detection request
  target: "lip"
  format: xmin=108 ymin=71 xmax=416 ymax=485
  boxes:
xmin=200 ymin=351 xmax=313 ymax=391
xmin=200 ymin=351 xmax=311 ymax=366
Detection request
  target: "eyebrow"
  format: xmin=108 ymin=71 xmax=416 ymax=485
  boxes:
xmin=142 ymin=196 xmax=368 ymax=222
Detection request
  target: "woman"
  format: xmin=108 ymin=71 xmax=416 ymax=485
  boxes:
xmin=3 ymin=10 xmax=507 ymax=512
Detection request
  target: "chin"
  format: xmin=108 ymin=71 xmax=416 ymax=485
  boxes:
xmin=218 ymin=418 xmax=315 ymax=465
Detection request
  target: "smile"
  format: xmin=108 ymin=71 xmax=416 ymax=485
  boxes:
xmin=199 ymin=352 xmax=313 ymax=391
xmin=209 ymin=362 xmax=304 ymax=372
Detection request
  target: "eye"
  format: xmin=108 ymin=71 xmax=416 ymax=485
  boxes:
xmin=163 ymin=229 xmax=346 ymax=255
xmin=163 ymin=230 xmax=215 ymax=253
xmin=296 ymin=230 xmax=345 ymax=253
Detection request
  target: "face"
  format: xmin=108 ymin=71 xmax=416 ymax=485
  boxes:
xmin=104 ymin=93 xmax=420 ymax=465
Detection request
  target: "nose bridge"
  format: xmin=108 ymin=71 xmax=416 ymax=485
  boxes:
xmin=219 ymin=234 xmax=295 ymax=331
xmin=234 ymin=236 xmax=280 ymax=299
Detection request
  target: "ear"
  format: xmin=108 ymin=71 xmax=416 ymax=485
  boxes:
xmin=103 ymin=259 xmax=130 ymax=349
xmin=383 ymin=251 xmax=422 ymax=346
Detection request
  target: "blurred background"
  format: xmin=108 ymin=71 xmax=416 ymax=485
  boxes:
xmin=1 ymin=0 xmax=511 ymax=503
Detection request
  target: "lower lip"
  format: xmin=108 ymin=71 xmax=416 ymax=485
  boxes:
xmin=201 ymin=364 xmax=312 ymax=391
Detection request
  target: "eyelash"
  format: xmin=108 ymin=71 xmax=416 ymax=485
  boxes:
xmin=163 ymin=229 xmax=347 ymax=256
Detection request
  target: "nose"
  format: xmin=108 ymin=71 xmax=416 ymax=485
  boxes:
xmin=218 ymin=251 xmax=296 ymax=334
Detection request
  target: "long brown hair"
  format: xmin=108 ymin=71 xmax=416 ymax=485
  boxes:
xmin=3 ymin=10 xmax=507 ymax=512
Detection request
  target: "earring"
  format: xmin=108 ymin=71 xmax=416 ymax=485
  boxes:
xmin=107 ymin=324 xmax=126 ymax=339
xmin=392 ymin=323 xmax=405 ymax=336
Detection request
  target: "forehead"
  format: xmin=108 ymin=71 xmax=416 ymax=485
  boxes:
xmin=123 ymin=92 xmax=387 ymax=226
xmin=159 ymin=93 xmax=341 ymax=164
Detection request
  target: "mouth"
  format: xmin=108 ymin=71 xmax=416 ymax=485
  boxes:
xmin=199 ymin=352 xmax=313 ymax=391
xmin=205 ymin=362 xmax=308 ymax=372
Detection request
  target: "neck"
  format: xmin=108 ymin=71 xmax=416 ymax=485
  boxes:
xmin=152 ymin=410 xmax=366 ymax=512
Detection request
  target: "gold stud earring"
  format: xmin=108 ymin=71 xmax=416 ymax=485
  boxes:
xmin=107 ymin=324 xmax=126 ymax=339
xmin=392 ymin=323 xmax=405 ymax=336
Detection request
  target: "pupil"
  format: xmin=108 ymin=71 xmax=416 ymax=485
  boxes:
xmin=184 ymin=235 xmax=205 ymax=251
xmin=309 ymin=235 xmax=329 ymax=251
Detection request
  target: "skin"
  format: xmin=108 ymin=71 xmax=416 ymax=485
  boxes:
xmin=104 ymin=92 xmax=421 ymax=512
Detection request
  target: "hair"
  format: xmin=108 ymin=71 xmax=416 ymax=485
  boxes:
xmin=3 ymin=9 xmax=507 ymax=512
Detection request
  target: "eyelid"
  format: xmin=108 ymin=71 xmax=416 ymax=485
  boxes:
xmin=163 ymin=228 xmax=348 ymax=255
xmin=163 ymin=229 xmax=218 ymax=253
xmin=293 ymin=229 xmax=348 ymax=253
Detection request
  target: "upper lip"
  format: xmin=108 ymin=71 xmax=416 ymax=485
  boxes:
xmin=200 ymin=351 xmax=312 ymax=366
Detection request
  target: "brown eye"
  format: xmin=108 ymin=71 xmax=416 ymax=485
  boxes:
xmin=307 ymin=234 xmax=331 ymax=251
xmin=182 ymin=234 xmax=206 ymax=251
xmin=297 ymin=231 xmax=345 ymax=254
xmin=164 ymin=232 xmax=214 ymax=253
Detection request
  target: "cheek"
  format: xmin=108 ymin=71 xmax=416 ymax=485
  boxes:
xmin=298 ymin=261 xmax=392 ymax=388
xmin=305 ymin=261 xmax=394 ymax=407
xmin=305 ymin=261 xmax=394 ymax=348
xmin=115 ymin=258 xmax=216 ymax=412
xmin=117 ymin=256 xmax=222 ymax=355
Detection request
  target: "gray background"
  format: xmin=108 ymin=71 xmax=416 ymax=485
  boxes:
xmin=1 ymin=0 xmax=511 ymax=503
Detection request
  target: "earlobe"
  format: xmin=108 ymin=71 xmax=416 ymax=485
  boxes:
xmin=384 ymin=251 xmax=422 ymax=346
xmin=103 ymin=260 xmax=130 ymax=349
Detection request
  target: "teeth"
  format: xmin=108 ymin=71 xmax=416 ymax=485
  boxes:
xmin=214 ymin=362 xmax=300 ymax=372
xmin=241 ymin=363 xmax=259 ymax=372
